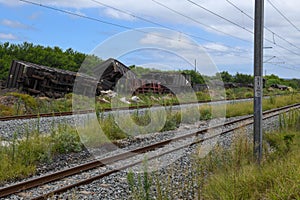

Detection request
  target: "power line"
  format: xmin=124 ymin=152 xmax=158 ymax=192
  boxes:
xmin=266 ymin=0 xmax=300 ymax=32
xmin=265 ymin=62 xmax=300 ymax=72
xmin=186 ymin=0 xmax=254 ymax=34
xmin=21 ymin=0 xmax=297 ymax=70
xmin=151 ymin=0 xmax=252 ymax=44
xmin=19 ymin=0 xmax=135 ymax=31
xmin=90 ymin=0 xmax=216 ymax=43
xmin=264 ymin=49 xmax=300 ymax=72
xmin=91 ymin=0 xmax=251 ymax=54
xmin=20 ymin=0 xmax=246 ymax=56
xmin=224 ymin=0 xmax=300 ymax=55
xmin=266 ymin=30 xmax=300 ymax=51
xmin=214 ymin=0 xmax=299 ymax=71
xmin=225 ymin=0 xmax=254 ymax=20
xmin=273 ymin=48 xmax=300 ymax=67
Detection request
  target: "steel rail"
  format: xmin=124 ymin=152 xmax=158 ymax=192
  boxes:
xmin=0 ymin=96 xmax=261 ymax=121
xmin=0 ymin=103 xmax=299 ymax=199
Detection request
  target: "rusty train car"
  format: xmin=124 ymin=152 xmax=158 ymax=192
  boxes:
xmin=5 ymin=59 xmax=137 ymax=98
xmin=5 ymin=58 xmax=257 ymax=98
xmin=5 ymin=58 xmax=193 ymax=98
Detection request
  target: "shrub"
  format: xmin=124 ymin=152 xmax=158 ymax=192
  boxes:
xmin=7 ymin=92 xmax=38 ymax=114
xmin=52 ymin=125 xmax=82 ymax=154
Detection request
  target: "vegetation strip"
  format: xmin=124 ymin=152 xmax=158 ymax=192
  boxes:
xmin=21 ymin=104 xmax=300 ymax=199
xmin=0 ymin=96 xmax=251 ymax=121
xmin=0 ymin=103 xmax=299 ymax=198
xmin=127 ymin=110 xmax=300 ymax=199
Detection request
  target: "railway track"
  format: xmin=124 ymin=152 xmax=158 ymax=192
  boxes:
xmin=0 ymin=97 xmax=254 ymax=121
xmin=0 ymin=103 xmax=299 ymax=199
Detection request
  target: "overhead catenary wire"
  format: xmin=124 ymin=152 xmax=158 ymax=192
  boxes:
xmin=90 ymin=0 xmax=219 ymax=44
xmin=272 ymin=48 xmax=300 ymax=67
xmin=18 ymin=0 xmax=299 ymax=73
xmin=20 ymin=0 xmax=250 ymax=60
xmin=151 ymin=0 xmax=252 ymax=44
xmin=266 ymin=0 xmax=300 ymax=32
xmin=91 ymin=0 xmax=250 ymax=54
xmin=184 ymin=0 xmax=300 ymax=70
xmin=265 ymin=62 xmax=300 ymax=72
xmin=20 ymin=0 xmax=252 ymax=58
xmin=223 ymin=0 xmax=300 ymax=57
xmin=225 ymin=0 xmax=254 ymax=20
xmin=186 ymin=0 xmax=254 ymax=34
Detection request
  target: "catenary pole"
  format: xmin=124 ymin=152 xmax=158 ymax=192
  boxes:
xmin=253 ymin=0 xmax=264 ymax=164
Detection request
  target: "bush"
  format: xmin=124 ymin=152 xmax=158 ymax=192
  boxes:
xmin=0 ymin=104 xmax=14 ymax=116
xmin=52 ymin=126 xmax=82 ymax=154
xmin=6 ymin=92 xmax=38 ymax=114
xmin=0 ymin=125 xmax=83 ymax=182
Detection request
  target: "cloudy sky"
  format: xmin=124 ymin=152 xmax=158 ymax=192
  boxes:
xmin=1 ymin=0 xmax=300 ymax=78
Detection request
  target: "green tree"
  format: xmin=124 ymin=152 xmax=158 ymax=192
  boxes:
xmin=220 ymin=71 xmax=233 ymax=82
xmin=0 ymin=42 xmax=102 ymax=81
xmin=234 ymin=73 xmax=253 ymax=84
xmin=181 ymin=70 xmax=205 ymax=84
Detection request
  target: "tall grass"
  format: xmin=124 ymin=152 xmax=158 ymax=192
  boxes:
xmin=0 ymin=125 xmax=82 ymax=183
xmin=127 ymin=110 xmax=300 ymax=199
xmin=1 ymin=94 xmax=299 ymax=184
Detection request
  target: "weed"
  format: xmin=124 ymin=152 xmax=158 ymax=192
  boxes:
xmin=127 ymin=109 xmax=300 ymax=200
xmin=127 ymin=161 xmax=152 ymax=200
xmin=52 ymin=125 xmax=82 ymax=154
xmin=0 ymin=124 xmax=83 ymax=183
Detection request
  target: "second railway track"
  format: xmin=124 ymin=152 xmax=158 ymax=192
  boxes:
xmin=0 ymin=103 xmax=299 ymax=199
xmin=0 ymin=97 xmax=256 ymax=122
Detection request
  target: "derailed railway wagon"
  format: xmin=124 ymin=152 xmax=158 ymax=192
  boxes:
xmin=6 ymin=60 xmax=79 ymax=98
xmin=6 ymin=59 xmax=137 ymax=98
xmin=5 ymin=58 xmax=219 ymax=98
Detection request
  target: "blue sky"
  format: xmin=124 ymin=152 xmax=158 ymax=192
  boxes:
xmin=1 ymin=0 xmax=300 ymax=78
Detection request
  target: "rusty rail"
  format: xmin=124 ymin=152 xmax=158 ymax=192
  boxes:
xmin=0 ymin=96 xmax=254 ymax=122
xmin=0 ymin=103 xmax=299 ymax=199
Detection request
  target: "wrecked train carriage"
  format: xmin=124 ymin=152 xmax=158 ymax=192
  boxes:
xmin=6 ymin=60 xmax=81 ymax=98
xmin=93 ymin=58 xmax=137 ymax=92
xmin=134 ymin=72 xmax=192 ymax=94
xmin=6 ymin=59 xmax=135 ymax=98
xmin=5 ymin=59 xmax=196 ymax=97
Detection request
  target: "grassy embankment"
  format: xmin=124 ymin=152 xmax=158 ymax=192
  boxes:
xmin=127 ymin=109 xmax=300 ymax=200
xmin=0 ymin=93 xmax=299 ymax=184
xmin=0 ymin=125 xmax=81 ymax=184
xmin=0 ymin=88 xmax=293 ymax=117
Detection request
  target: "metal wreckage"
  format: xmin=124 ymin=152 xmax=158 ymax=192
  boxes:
xmin=5 ymin=58 xmax=193 ymax=98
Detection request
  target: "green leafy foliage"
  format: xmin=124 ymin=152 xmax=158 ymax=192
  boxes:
xmin=127 ymin=110 xmax=300 ymax=200
xmin=265 ymin=74 xmax=300 ymax=89
xmin=5 ymin=92 xmax=38 ymax=114
xmin=0 ymin=42 xmax=102 ymax=81
xmin=0 ymin=125 xmax=82 ymax=183
xmin=180 ymin=69 xmax=205 ymax=84
xmin=51 ymin=125 xmax=82 ymax=154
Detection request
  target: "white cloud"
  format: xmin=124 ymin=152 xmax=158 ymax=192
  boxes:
xmin=1 ymin=19 xmax=30 ymax=29
xmin=28 ymin=12 xmax=41 ymax=20
xmin=203 ymin=43 xmax=229 ymax=52
xmin=2 ymin=0 xmax=300 ymax=76
xmin=0 ymin=33 xmax=18 ymax=40
xmin=0 ymin=0 xmax=21 ymax=6
xmin=103 ymin=8 xmax=135 ymax=20
xmin=140 ymin=31 xmax=197 ymax=51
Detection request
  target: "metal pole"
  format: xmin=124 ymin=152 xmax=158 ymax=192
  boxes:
xmin=254 ymin=0 xmax=264 ymax=164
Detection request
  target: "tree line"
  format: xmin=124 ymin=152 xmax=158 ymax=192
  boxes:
xmin=182 ymin=70 xmax=300 ymax=89
xmin=1 ymin=42 xmax=299 ymax=89
xmin=0 ymin=42 xmax=101 ymax=81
